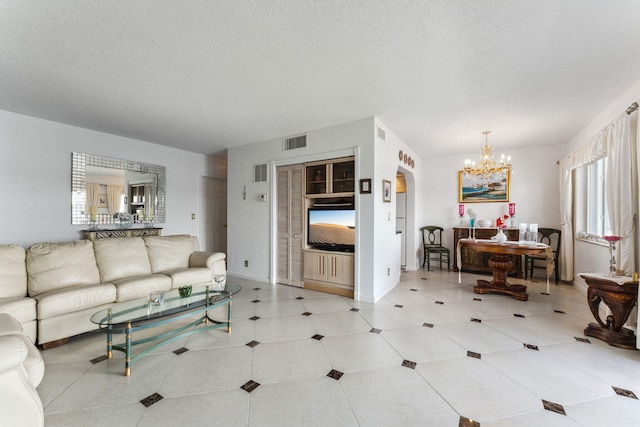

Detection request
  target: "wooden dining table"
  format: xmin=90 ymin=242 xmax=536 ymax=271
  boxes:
xmin=457 ymin=239 xmax=551 ymax=301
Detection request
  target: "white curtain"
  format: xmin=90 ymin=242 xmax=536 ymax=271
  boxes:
xmin=558 ymin=111 xmax=638 ymax=280
xmin=605 ymin=114 xmax=636 ymax=275
xmin=86 ymin=184 xmax=100 ymax=209
xmin=106 ymin=185 xmax=124 ymax=215
xmin=558 ymin=158 xmax=574 ymax=281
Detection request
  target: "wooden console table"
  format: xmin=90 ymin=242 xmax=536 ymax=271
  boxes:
xmin=83 ymin=228 xmax=162 ymax=241
xmin=453 ymin=227 xmax=522 ymax=278
xmin=579 ymin=274 xmax=638 ymax=349
xmin=458 ymin=240 xmax=549 ymax=301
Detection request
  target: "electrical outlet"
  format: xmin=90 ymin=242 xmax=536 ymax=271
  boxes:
xmin=387 ymin=267 xmax=390 ymax=276
xmin=191 ymin=213 xmax=196 ymax=220
xmin=244 ymin=260 xmax=248 ymax=267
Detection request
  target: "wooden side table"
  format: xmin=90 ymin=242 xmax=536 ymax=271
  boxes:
xmin=579 ymin=274 xmax=638 ymax=349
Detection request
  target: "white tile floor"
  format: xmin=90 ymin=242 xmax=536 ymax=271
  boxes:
xmin=38 ymin=270 xmax=640 ymax=426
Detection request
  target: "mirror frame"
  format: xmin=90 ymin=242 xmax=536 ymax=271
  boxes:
xmin=72 ymin=152 xmax=166 ymax=225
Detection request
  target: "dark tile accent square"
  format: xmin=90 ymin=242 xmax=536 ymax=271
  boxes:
xmin=574 ymin=337 xmax=591 ymax=343
xmin=470 ymin=318 xmax=481 ymax=323
xmin=253 ymin=287 xmax=261 ymax=290
xmin=410 ymin=288 xmax=418 ymax=291
xmin=302 ymin=311 xmax=312 ymax=316
xmin=140 ymin=393 xmax=163 ymax=407
xmin=241 ymin=380 xmax=260 ymax=393
xmin=249 ymin=316 xmax=261 ymax=321
xmin=327 ymin=369 xmax=344 ymax=380
xmin=370 ymin=328 xmax=382 ymax=334
xmin=350 ymin=308 xmax=359 ymax=312
xmin=514 ymin=313 xmax=525 ymax=318
xmin=524 ymin=343 xmax=539 ymax=351
xmin=246 ymin=340 xmax=260 ymax=348
xmin=542 ymin=399 xmax=566 ymax=415
xmin=613 ymin=386 xmax=638 ymax=399
xmin=467 ymin=351 xmax=481 ymax=359
xmin=90 ymin=355 xmax=108 ymax=364
xmin=394 ymin=304 xmax=404 ymax=308
xmin=541 ymin=292 xmax=550 ymax=295
xmin=459 ymin=416 xmax=481 ymax=427
xmin=423 ymin=323 xmax=434 ymax=328
xmin=402 ymin=360 xmax=417 ymax=369
xmin=421 ymin=277 xmax=428 ymax=280
xmin=251 ymin=299 xmax=261 ymax=303
xmin=296 ymin=296 xmax=304 ymax=300
xmin=554 ymin=310 xmax=566 ymax=314
xmin=473 ymin=298 xmax=482 ymax=301
xmin=435 ymin=301 xmax=444 ymax=305
xmin=312 ymin=334 xmax=324 ymax=340
xmin=173 ymin=347 xmax=189 ymax=355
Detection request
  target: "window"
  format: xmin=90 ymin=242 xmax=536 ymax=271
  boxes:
xmin=576 ymin=157 xmax=609 ymax=241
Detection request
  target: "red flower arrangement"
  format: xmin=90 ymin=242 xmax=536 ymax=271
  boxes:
xmin=496 ymin=214 xmax=509 ymax=228
xmin=603 ymin=235 xmax=622 ymax=242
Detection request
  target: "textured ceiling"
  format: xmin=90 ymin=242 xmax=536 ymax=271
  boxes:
xmin=2 ymin=1 xmax=640 ymax=158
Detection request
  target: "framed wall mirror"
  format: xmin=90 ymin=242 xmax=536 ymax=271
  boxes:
xmin=71 ymin=152 xmax=166 ymax=225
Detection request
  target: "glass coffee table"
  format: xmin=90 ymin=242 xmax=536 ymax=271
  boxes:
xmin=91 ymin=283 xmax=241 ymax=376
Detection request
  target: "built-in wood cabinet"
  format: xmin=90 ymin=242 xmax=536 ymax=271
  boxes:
xmin=305 ymin=158 xmax=355 ymax=196
xmin=303 ymin=249 xmax=354 ymax=297
xmin=453 ymin=227 xmax=522 ymax=278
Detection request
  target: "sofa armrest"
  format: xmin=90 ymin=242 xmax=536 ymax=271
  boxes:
xmin=0 ymin=313 xmax=24 ymax=336
xmin=0 ymin=335 xmax=28 ymax=373
xmin=189 ymin=251 xmax=226 ymax=272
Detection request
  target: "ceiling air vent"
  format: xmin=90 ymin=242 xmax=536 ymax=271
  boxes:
xmin=254 ymin=163 xmax=268 ymax=183
xmin=377 ymin=127 xmax=386 ymax=141
xmin=283 ymin=135 xmax=307 ymax=151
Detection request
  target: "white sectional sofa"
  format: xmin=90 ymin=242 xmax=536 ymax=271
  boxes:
xmin=0 ymin=234 xmax=226 ymax=347
xmin=0 ymin=313 xmax=45 ymax=427
xmin=0 ymin=245 xmax=37 ymax=342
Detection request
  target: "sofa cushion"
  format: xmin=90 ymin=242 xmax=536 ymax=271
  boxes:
xmin=144 ymin=235 xmax=195 ymax=273
xmin=26 ymin=240 xmax=100 ymax=297
xmin=0 ymin=244 xmax=27 ymax=298
xmin=113 ymin=274 xmax=172 ymax=301
xmin=34 ymin=283 xmax=116 ymax=320
xmin=94 ymin=237 xmax=152 ymax=283
xmin=162 ymin=268 xmax=213 ymax=289
xmin=0 ymin=298 xmax=36 ymax=325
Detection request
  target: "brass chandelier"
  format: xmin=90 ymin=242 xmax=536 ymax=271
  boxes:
xmin=463 ymin=131 xmax=512 ymax=177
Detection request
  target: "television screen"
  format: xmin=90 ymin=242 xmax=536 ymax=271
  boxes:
xmin=307 ymin=209 xmax=355 ymax=251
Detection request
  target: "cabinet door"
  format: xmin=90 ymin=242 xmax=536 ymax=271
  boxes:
xmin=331 ymin=160 xmax=355 ymax=193
xmin=305 ymin=164 xmax=327 ymax=195
xmin=327 ymin=253 xmax=354 ymax=286
xmin=303 ymin=251 xmax=326 ymax=281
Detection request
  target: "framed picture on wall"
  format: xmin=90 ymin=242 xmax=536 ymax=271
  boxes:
xmin=382 ymin=179 xmax=391 ymax=203
xmin=359 ymin=179 xmax=372 ymax=194
xmin=98 ymin=195 xmax=108 ymax=208
xmin=458 ymin=170 xmax=510 ymax=203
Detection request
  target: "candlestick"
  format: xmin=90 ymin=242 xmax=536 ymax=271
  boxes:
xmin=458 ymin=204 xmax=464 ymax=225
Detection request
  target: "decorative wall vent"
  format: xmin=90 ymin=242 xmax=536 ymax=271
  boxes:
xmin=377 ymin=127 xmax=386 ymax=141
xmin=254 ymin=164 xmax=268 ymax=183
xmin=284 ymin=135 xmax=307 ymax=150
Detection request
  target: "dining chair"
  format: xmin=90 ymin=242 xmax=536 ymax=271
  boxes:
xmin=524 ymin=227 xmax=561 ymax=283
xmin=420 ymin=226 xmax=450 ymax=271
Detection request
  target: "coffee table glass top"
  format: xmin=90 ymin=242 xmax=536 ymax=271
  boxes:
xmin=90 ymin=283 xmax=241 ymax=327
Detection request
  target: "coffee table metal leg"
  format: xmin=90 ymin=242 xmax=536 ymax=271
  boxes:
xmin=106 ymin=308 xmax=113 ymax=359
xmin=125 ymin=321 xmax=132 ymax=376
xmin=227 ymin=297 xmax=232 ymax=333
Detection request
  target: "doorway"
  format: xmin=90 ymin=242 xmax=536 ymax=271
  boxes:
xmin=201 ymin=176 xmax=227 ymax=253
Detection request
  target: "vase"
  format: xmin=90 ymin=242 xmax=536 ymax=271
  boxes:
xmin=494 ymin=228 xmax=507 ymax=243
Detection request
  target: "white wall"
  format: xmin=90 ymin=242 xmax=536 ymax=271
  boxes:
xmin=373 ymin=119 xmax=424 ymax=300
xmin=227 ymin=117 xmax=424 ymax=302
xmin=421 ymin=144 xmax=565 ymax=253
xmin=0 ymin=110 xmax=219 ymax=247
